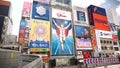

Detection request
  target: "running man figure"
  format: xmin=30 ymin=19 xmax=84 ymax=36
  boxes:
xmin=53 ymin=19 xmax=71 ymax=53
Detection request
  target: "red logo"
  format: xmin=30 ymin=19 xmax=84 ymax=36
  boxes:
xmin=57 ymin=13 xmax=66 ymax=17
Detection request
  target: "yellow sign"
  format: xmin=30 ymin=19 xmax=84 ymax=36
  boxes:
xmin=29 ymin=19 xmax=50 ymax=42
xmin=30 ymin=48 xmax=49 ymax=52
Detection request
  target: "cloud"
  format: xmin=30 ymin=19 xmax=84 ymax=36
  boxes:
xmin=116 ymin=6 xmax=120 ymax=15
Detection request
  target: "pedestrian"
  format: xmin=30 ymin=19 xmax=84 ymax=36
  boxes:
xmin=117 ymin=54 xmax=120 ymax=62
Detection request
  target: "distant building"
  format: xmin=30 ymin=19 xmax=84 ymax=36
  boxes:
xmin=5 ymin=35 xmax=17 ymax=45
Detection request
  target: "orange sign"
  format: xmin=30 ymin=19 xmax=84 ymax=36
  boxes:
xmin=93 ymin=13 xmax=110 ymax=31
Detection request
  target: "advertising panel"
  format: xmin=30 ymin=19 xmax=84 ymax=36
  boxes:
xmin=18 ymin=35 xmax=25 ymax=44
xmin=22 ymin=2 xmax=32 ymax=17
xmin=77 ymin=11 xmax=86 ymax=22
xmin=75 ymin=25 xmax=90 ymax=37
xmin=90 ymin=26 xmax=97 ymax=51
xmin=75 ymin=37 xmax=92 ymax=50
xmin=20 ymin=19 xmax=27 ymax=28
xmin=32 ymin=2 xmax=50 ymax=21
xmin=51 ymin=9 xmax=74 ymax=55
xmin=33 ymin=0 xmax=50 ymax=4
xmin=19 ymin=28 xmax=26 ymax=36
xmin=52 ymin=8 xmax=71 ymax=20
xmin=96 ymin=29 xmax=112 ymax=38
xmin=109 ymin=23 xmax=117 ymax=34
xmin=29 ymin=20 xmax=50 ymax=49
xmin=93 ymin=13 xmax=110 ymax=31
xmin=87 ymin=5 xmax=110 ymax=31
xmin=30 ymin=48 xmax=49 ymax=52
xmin=117 ymin=29 xmax=120 ymax=44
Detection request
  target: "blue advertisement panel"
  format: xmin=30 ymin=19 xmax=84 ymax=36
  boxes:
xmin=75 ymin=25 xmax=90 ymax=37
xmin=30 ymin=41 xmax=49 ymax=48
xmin=32 ymin=2 xmax=50 ymax=21
xmin=52 ymin=18 xmax=74 ymax=55
xmin=77 ymin=11 xmax=86 ymax=21
xmin=20 ymin=19 xmax=26 ymax=28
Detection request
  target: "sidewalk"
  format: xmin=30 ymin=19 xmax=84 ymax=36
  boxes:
xmin=96 ymin=64 xmax=120 ymax=68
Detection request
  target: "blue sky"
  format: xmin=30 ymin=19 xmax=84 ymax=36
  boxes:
xmin=5 ymin=0 xmax=120 ymax=36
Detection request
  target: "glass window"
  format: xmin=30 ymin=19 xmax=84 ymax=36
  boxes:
xmin=107 ymin=41 xmax=109 ymax=43
xmin=110 ymin=41 xmax=112 ymax=44
xmin=114 ymin=47 xmax=119 ymax=51
xmin=104 ymin=40 xmax=106 ymax=44
xmin=100 ymin=40 xmax=103 ymax=43
xmin=111 ymin=47 xmax=113 ymax=50
xmin=113 ymin=42 xmax=117 ymax=45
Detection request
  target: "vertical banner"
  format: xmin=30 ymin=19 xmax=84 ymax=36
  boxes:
xmin=29 ymin=20 xmax=50 ymax=52
xmin=22 ymin=2 xmax=32 ymax=17
xmin=52 ymin=8 xmax=74 ymax=55
xmin=32 ymin=2 xmax=50 ymax=21
xmin=18 ymin=19 xmax=27 ymax=44
xmin=33 ymin=0 xmax=50 ymax=4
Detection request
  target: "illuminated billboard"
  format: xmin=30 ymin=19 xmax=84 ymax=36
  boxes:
xmin=87 ymin=5 xmax=110 ymax=31
xmin=29 ymin=20 xmax=50 ymax=52
xmin=20 ymin=19 xmax=27 ymax=28
xmin=52 ymin=8 xmax=74 ymax=55
xmin=75 ymin=25 xmax=90 ymax=37
xmin=22 ymin=2 xmax=32 ymax=17
xmin=32 ymin=2 xmax=50 ymax=21
xmin=75 ymin=37 xmax=92 ymax=50
xmin=77 ymin=11 xmax=86 ymax=22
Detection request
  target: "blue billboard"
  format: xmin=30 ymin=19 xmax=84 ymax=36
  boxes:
xmin=75 ymin=25 xmax=90 ymax=37
xmin=32 ymin=2 xmax=50 ymax=21
xmin=30 ymin=40 xmax=49 ymax=48
xmin=77 ymin=11 xmax=86 ymax=21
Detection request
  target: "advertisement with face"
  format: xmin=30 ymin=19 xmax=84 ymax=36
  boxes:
xmin=29 ymin=20 xmax=50 ymax=52
xmin=52 ymin=8 xmax=74 ymax=55
xmin=32 ymin=2 xmax=50 ymax=21
xmin=22 ymin=2 xmax=32 ymax=17
xmin=33 ymin=0 xmax=50 ymax=4
xmin=75 ymin=25 xmax=90 ymax=37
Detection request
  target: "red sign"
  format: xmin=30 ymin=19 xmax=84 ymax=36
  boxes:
xmin=112 ymin=35 xmax=118 ymax=42
xmin=93 ymin=13 xmax=110 ymax=31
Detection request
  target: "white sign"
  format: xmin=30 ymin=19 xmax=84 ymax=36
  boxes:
xmin=52 ymin=8 xmax=71 ymax=20
xmin=95 ymin=29 xmax=112 ymax=39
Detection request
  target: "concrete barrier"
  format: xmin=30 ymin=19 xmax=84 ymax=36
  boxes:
xmin=22 ymin=58 xmax=43 ymax=68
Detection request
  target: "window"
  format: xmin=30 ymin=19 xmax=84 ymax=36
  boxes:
xmin=111 ymin=47 xmax=113 ymax=50
xmin=107 ymin=41 xmax=109 ymax=43
xmin=100 ymin=40 xmax=103 ymax=43
xmin=113 ymin=42 xmax=117 ymax=45
xmin=56 ymin=0 xmax=70 ymax=5
xmin=105 ymin=46 xmax=107 ymax=50
xmin=101 ymin=47 xmax=104 ymax=50
xmin=114 ymin=47 xmax=119 ymax=51
xmin=110 ymin=41 xmax=112 ymax=44
xmin=104 ymin=40 xmax=106 ymax=44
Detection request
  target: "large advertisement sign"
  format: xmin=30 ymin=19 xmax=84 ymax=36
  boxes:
xmin=33 ymin=0 xmax=50 ymax=4
xmin=109 ymin=23 xmax=117 ymax=34
xmin=74 ymin=25 xmax=91 ymax=50
xmin=87 ymin=5 xmax=110 ymax=31
xmin=52 ymin=8 xmax=74 ymax=55
xmin=75 ymin=37 xmax=92 ymax=50
xmin=112 ymin=35 xmax=118 ymax=42
xmin=29 ymin=20 xmax=50 ymax=52
xmin=75 ymin=25 xmax=90 ymax=37
xmin=32 ymin=2 xmax=50 ymax=21
xmin=77 ymin=11 xmax=86 ymax=22
xmin=117 ymin=29 xmax=120 ymax=44
xmin=22 ymin=2 xmax=32 ymax=17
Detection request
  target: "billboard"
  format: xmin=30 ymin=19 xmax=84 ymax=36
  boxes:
xmin=22 ymin=2 xmax=32 ymax=17
xmin=52 ymin=10 xmax=74 ymax=55
xmin=33 ymin=0 xmax=50 ymax=4
xmin=32 ymin=2 xmax=50 ymax=21
xmin=75 ymin=37 xmax=92 ymax=50
xmin=77 ymin=11 xmax=86 ymax=22
xmin=90 ymin=26 xmax=97 ymax=51
xmin=30 ymin=48 xmax=49 ymax=52
xmin=29 ymin=20 xmax=50 ymax=49
xmin=109 ymin=23 xmax=117 ymax=34
xmin=75 ymin=25 xmax=90 ymax=37
xmin=87 ymin=5 xmax=110 ymax=31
